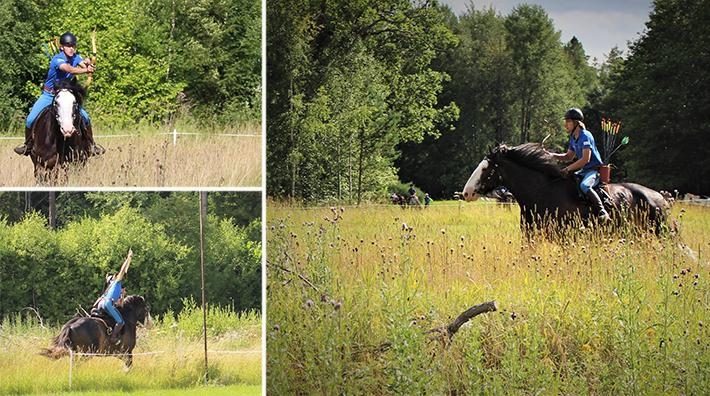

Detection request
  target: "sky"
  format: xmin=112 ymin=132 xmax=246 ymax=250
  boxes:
xmin=437 ymin=0 xmax=654 ymax=64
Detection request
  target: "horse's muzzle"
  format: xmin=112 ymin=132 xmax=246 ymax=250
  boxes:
xmin=61 ymin=128 xmax=77 ymax=138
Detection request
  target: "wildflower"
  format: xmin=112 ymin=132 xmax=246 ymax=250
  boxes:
xmin=304 ymin=299 xmax=314 ymax=308
xmin=581 ymin=343 xmax=592 ymax=353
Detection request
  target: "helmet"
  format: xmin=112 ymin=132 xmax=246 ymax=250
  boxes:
xmin=59 ymin=32 xmax=77 ymax=47
xmin=564 ymin=108 xmax=584 ymax=121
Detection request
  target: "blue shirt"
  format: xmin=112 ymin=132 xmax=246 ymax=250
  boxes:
xmin=103 ymin=280 xmax=123 ymax=302
xmin=568 ymin=129 xmax=604 ymax=171
xmin=44 ymin=52 xmax=83 ymax=90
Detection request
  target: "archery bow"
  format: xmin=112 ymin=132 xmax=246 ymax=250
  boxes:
xmin=85 ymin=28 xmax=97 ymax=88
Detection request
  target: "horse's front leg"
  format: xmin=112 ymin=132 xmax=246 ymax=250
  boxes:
xmin=122 ymin=351 xmax=133 ymax=371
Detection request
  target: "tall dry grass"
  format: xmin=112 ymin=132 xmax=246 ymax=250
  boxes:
xmin=267 ymin=201 xmax=709 ymax=394
xmin=0 ymin=128 xmax=261 ymax=187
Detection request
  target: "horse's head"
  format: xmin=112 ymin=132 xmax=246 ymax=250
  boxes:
xmin=461 ymin=145 xmax=506 ymax=201
xmin=53 ymin=80 xmax=85 ymax=138
xmin=122 ymin=295 xmax=150 ymax=326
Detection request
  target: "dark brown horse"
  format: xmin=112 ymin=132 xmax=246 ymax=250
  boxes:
xmin=41 ymin=295 xmax=150 ymax=369
xmin=29 ymin=79 xmax=98 ymax=183
xmin=461 ymin=143 xmax=670 ymax=235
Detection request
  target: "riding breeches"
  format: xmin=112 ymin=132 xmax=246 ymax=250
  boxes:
xmin=578 ymin=169 xmax=600 ymax=194
xmin=25 ymin=92 xmax=90 ymax=129
xmin=99 ymin=298 xmax=124 ymax=325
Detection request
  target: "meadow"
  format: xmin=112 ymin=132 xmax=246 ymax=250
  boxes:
xmin=0 ymin=123 xmax=261 ymax=187
xmin=267 ymin=201 xmax=709 ymax=394
xmin=0 ymin=304 xmax=262 ymax=395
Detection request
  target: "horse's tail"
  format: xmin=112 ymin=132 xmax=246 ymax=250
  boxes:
xmin=39 ymin=324 xmax=73 ymax=359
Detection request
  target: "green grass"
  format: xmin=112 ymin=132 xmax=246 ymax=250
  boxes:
xmin=0 ymin=308 xmax=262 ymax=395
xmin=267 ymin=201 xmax=710 ymax=394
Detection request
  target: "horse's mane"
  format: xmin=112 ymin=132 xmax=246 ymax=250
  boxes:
xmin=496 ymin=142 xmax=563 ymax=178
xmin=121 ymin=295 xmax=146 ymax=309
xmin=54 ymin=78 xmax=86 ymax=106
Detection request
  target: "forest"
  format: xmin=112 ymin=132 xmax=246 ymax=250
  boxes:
xmin=266 ymin=0 xmax=709 ymax=201
xmin=0 ymin=191 xmax=262 ymax=323
xmin=0 ymin=0 xmax=261 ymax=131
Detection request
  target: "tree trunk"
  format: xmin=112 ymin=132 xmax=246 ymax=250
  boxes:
xmin=357 ymin=130 xmax=364 ymax=205
xmin=48 ymin=191 xmax=56 ymax=230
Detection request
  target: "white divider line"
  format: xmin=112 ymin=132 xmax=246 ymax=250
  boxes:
xmin=208 ymin=350 xmax=261 ymax=354
xmin=72 ymin=350 xmax=166 ymax=357
xmin=1 ymin=133 xmax=260 ymax=140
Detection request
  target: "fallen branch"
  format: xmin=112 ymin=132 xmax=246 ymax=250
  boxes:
xmin=427 ymin=300 xmax=498 ymax=345
xmin=267 ymin=260 xmax=320 ymax=293
xmin=353 ymin=300 xmax=498 ymax=358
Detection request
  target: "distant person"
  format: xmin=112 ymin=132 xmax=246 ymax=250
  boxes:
xmin=94 ymin=249 xmax=133 ymax=344
xmin=424 ymin=193 xmax=432 ymax=207
xmin=15 ymin=32 xmax=103 ymax=156
xmin=547 ymin=108 xmax=610 ymax=221
xmin=408 ymin=184 xmax=416 ymax=197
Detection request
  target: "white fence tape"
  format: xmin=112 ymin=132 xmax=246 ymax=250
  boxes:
xmin=0 ymin=130 xmax=261 ymax=143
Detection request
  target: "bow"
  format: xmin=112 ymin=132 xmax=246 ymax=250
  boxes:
xmin=85 ymin=28 xmax=97 ymax=88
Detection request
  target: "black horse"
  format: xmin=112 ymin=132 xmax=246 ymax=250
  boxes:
xmin=29 ymin=79 xmax=101 ymax=183
xmin=41 ymin=295 xmax=150 ymax=369
xmin=461 ymin=143 xmax=670 ymax=235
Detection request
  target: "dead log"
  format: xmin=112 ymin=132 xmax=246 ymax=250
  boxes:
xmin=427 ymin=300 xmax=498 ymax=346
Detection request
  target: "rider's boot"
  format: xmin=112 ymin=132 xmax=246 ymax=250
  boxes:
xmin=109 ymin=323 xmax=124 ymax=344
xmin=586 ymin=189 xmax=611 ymax=222
xmin=13 ymin=127 xmax=33 ymax=156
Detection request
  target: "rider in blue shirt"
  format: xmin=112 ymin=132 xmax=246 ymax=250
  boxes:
xmin=96 ymin=249 xmax=133 ymax=344
xmin=548 ymin=108 xmax=610 ymax=222
xmin=14 ymin=32 xmax=102 ymax=156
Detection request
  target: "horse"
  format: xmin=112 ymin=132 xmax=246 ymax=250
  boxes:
xmin=40 ymin=295 xmax=150 ymax=369
xmin=29 ymin=79 xmax=98 ymax=183
xmin=461 ymin=143 xmax=670 ymax=236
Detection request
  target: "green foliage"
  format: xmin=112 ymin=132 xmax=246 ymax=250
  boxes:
xmin=267 ymin=0 xmax=458 ymax=201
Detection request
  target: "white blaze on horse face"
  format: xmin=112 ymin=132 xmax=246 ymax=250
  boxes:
xmin=55 ymin=90 xmax=76 ymax=137
xmin=462 ymin=159 xmax=489 ymax=201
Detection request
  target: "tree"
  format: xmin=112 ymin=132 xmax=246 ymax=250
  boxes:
xmin=266 ymin=0 xmax=458 ymax=201
xmin=602 ymin=0 xmax=710 ymax=194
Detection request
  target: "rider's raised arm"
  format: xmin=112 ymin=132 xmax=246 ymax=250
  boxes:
xmin=115 ymin=249 xmax=133 ymax=282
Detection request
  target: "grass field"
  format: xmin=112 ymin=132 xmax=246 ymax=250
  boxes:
xmin=0 ymin=308 xmax=262 ymax=395
xmin=0 ymin=126 xmax=261 ymax=187
xmin=267 ymin=201 xmax=709 ymax=394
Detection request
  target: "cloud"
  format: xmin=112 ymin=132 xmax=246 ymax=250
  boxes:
xmin=549 ymin=10 xmax=650 ymax=62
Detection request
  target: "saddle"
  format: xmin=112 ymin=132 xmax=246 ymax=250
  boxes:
xmin=90 ymin=306 xmax=117 ymax=330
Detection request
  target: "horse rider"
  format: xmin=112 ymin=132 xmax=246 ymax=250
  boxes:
xmin=14 ymin=32 xmax=103 ymax=156
xmin=94 ymin=249 xmax=133 ymax=344
xmin=548 ymin=108 xmax=611 ymax=222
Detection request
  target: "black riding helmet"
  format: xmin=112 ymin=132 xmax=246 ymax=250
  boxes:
xmin=564 ymin=108 xmax=584 ymax=121
xmin=59 ymin=32 xmax=77 ymax=47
